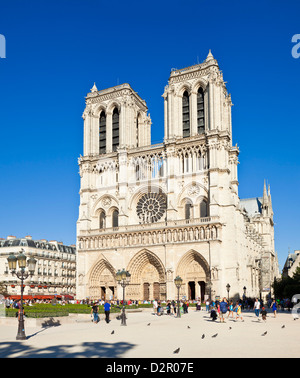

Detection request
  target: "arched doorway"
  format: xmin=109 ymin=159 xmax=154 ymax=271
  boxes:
xmin=88 ymin=259 xmax=117 ymax=301
xmin=127 ymin=249 xmax=166 ymax=300
xmin=176 ymin=250 xmax=210 ymax=301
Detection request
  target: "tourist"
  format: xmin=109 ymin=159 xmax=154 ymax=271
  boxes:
xmin=227 ymin=301 xmax=234 ymax=318
xmin=153 ymin=299 xmax=158 ymax=314
xmin=91 ymin=302 xmax=99 ymax=324
xmin=234 ymin=301 xmax=244 ymax=322
xmin=210 ymin=306 xmax=217 ymax=321
xmin=261 ymin=307 xmax=267 ymax=322
xmin=219 ymin=298 xmax=228 ymax=323
xmin=104 ymin=300 xmax=111 ymax=323
xmin=166 ymin=301 xmax=171 ymax=315
xmin=271 ymin=299 xmax=277 ymax=318
xmin=253 ymin=298 xmax=261 ymax=320
xmin=205 ymin=299 xmax=210 ymax=312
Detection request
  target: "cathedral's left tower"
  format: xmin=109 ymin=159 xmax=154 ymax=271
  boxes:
xmin=77 ymin=83 xmax=151 ymax=300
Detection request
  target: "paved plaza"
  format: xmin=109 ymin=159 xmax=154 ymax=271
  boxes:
xmin=0 ymin=308 xmax=299 ymax=358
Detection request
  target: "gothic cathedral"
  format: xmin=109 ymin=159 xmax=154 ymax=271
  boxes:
xmin=76 ymin=51 xmax=280 ymax=302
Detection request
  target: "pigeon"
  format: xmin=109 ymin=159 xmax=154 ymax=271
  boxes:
xmin=173 ymin=348 xmax=180 ymax=354
xmin=147 ymin=323 xmax=151 ymax=326
xmin=111 ymin=330 xmax=115 ymax=334
xmin=212 ymin=333 xmax=218 ymax=338
xmin=281 ymin=325 xmax=285 ymax=329
xmin=261 ymin=331 xmax=267 ymax=336
xmin=201 ymin=334 xmax=205 ymax=339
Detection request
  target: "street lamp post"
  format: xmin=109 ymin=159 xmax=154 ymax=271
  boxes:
xmin=174 ymin=276 xmax=183 ymax=318
xmin=243 ymin=286 xmax=247 ymax=299
xmin=116 ymin=268 xmax=131 ymax=326
xmin=226 ymin=283 xmax=231 ymax=302
xmin=7 ymin=249 xmax=37 ymax=340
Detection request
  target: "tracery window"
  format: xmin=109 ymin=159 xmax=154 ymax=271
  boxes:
xmin=182 ymin=91 xmax=190 ymax=138
xmin=99 ymin=111 xmax=106 ymax=154
xmin=136 ymin=192 xmax=167 ymax=223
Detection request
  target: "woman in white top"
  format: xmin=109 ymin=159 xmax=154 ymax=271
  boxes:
xmin=253 ymin=298 xmax=261 ymax=320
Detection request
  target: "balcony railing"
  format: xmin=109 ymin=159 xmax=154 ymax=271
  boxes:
xmin=80 ymin=216 xmax=220 ymax=236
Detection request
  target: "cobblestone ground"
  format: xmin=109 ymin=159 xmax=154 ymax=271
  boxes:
xmin=0 ymin=309 xmax=299 ymax=358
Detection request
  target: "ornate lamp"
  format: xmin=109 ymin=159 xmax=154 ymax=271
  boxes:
xmin=116 ymin=268 xmax=130 ymax=326
xmin=174 ymin=276 xmax=183 ymax=318
xmin=7 ymin=249 xmax=37 ymax=340
xmin=226 ymin=283 xmax=231 ymax=301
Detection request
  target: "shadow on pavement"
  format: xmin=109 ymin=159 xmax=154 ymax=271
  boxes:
xmin=0 ymin=341 xmax=136 ymax=358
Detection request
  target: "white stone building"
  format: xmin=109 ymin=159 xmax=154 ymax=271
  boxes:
xmin=0 ymin=235 xmax=76 ymax=299
xmin=76 ymin=51 xmax=280 ymax=302
xmin=282 ymin=250 xmax=300 ymax=278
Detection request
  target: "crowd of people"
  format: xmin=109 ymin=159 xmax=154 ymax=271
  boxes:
xmin=5 ymin=295 xmax=298 ymax=324
xmin=150 ymin=296 xmax=298 ymax=323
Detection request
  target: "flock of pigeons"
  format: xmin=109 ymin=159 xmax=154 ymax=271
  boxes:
xmin=108 ymin=322 xmax=287 ymax=355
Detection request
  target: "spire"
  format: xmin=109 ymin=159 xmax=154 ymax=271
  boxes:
xmin=263 ymin=180 xmax=268 ymax=205
xmin=91 ymin=82 xmax=98 ymax=93
xmin=206 ymin=49 xmax=214 ymax=62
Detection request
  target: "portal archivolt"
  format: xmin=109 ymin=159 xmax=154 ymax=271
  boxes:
xmin=127 ymin=249 xmax=166 ymax=301
xmin=89 ymin=258 xmax=116 ymax=300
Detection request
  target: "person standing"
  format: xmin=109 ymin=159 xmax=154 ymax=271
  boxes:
xmin=104 ymin=300 xmax=111 ymax=323
xmin=91 ymin=302 xmax=99 ymax=324
xmin=253 ymin=298 xmax=261 ymax=320
xmin=219 ymin=298 xmax=228 ymax=323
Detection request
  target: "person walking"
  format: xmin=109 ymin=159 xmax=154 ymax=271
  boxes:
xmin=260 ymin=307 xmax=267 ymax=322
xmin=104 ymin=300 xmax=111 ymax=323
xmin=227 ymin=301 xmax=234 ymax=319
xmin=205 ymin=299 xmax=210 ymax=312
xmin=219 ymin=298 xmax=228 ymax=323
xmin=91 ymin=302 xmax=99 ymax=324
xmin=234 ymin=301 xmax=244 ymax=322
xmin=253 ymin=298 xmax=261 ymax=320
xmin=271 ymin=299 xmax=277 ymax=318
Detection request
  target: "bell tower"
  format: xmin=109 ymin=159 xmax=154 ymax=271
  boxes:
xmin=82 ymin=82 xmax=151 ymax=157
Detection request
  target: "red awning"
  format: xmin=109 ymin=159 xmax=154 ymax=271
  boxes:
xmin=9 ymin=295 xmax=34 ymax=300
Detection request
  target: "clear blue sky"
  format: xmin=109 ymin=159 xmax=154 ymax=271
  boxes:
xmin=0 ymin=0 xmax=299 ymax=270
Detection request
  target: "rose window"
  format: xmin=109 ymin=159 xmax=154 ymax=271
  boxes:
xmin=136 ymin=192 xmax=167 ymax=223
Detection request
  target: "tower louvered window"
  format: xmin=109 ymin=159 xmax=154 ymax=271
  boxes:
xmin=112 ymin=209 xmax=119 ymax=228
xmin=99 ymin=211 xmax=106 ymax=229
xmin=197 ymin=87 xmax=205 ymax=134
xmin=200 ymin=199 xmax=208 ymax=218
xmin=99 ymin=111 xmax=106 ymax=154
xmin=182 ymin=91 xmax=190 ymax=138
xmin=112 ymin=108 xmax=119 ymax=152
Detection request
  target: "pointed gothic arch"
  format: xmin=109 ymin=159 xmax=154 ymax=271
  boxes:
xmin=176 ymin=249 xmax=210 ymax=300
xmin=88 ymin=258 xmax=117 ymax=300
xmin=127 ymin=249 xmax=166 ymax=300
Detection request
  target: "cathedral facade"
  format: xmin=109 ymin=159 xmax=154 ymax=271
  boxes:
xmin=76 ymin=51 xmax=280 ymax=302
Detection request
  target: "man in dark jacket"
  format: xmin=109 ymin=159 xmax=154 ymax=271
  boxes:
xmin=219 ymin=298 xmax=228 ymax=323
